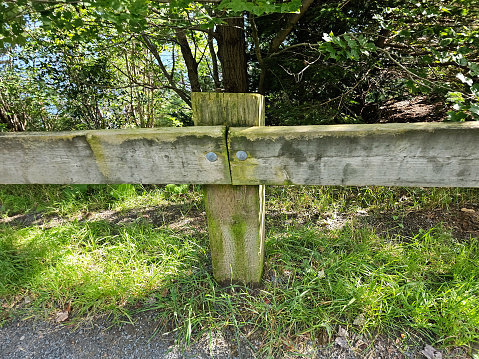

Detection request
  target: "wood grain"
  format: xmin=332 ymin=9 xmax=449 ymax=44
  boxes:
xmin=228 ymin=122 xmax=479 ymax=187
xmin=0 ymin=126 xmax=230 ymax=184
xmin=193 ymin=93 xmax=266 ymax=285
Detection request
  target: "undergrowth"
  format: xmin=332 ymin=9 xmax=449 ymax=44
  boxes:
xmin=0 ymin=184 xmax=478 ymax=355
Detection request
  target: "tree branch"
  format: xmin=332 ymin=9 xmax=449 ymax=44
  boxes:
xmin=207 ymin=32 xmax=221 ymax=90
xmin=317 ymin=68 xmax=372 ymax=108
xmin=175 ymin=29 xmax=201 ymax=92
xmin=269 ymin=42 xmax=320 ymax=57
xmin=268 ymin=0 xmax=315 ymax=55
xmin=249 ymin=14 xmax=267 ymax=94
xmin=141 ymin=34 xmax=192 ymax=107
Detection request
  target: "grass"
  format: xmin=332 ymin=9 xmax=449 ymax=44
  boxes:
xmin=1 ymin=184 xmax=479 ymax=356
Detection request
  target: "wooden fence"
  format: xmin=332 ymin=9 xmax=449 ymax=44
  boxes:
xmin=1 ymin=93 xmax=479 ymax=284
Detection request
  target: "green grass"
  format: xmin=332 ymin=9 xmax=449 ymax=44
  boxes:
xmin=267 ymin=225 xmax=479 ymax=344
xmin=1 ymin=184 xmax=479 ymax=356
xmin=0 ymin=220 xmax=208 ymax=317
xmin=267 ymin=185 xmax=479 ymax=214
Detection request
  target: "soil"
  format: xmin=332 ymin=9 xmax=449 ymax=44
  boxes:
xmin=377 ymin=96 xmax=448 ymax=123
xmin=1 ymin=200 xmax=478 ymax=358
xmin=0 ymin=312 xmax=474 ymax=359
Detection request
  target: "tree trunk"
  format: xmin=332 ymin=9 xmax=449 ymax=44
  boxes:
xmin=216 ymin=18 xmax=248 ymax=93
xmin=0 ymin=93 xmax=25 ymax=131
xmin=176 ymin=29 xmax=201 ymax=93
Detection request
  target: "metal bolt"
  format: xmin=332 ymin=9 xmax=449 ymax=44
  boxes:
xmin=206 ymin=152 xmax=218 ymax=162
xmin=236 ymin=151 xmax=248 ymax=161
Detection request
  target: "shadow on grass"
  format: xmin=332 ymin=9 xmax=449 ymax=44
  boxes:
xmin=1 ymin=203 xmax=479 ymax=353
xmin=0 ymin=202 xmax=207 ymax=235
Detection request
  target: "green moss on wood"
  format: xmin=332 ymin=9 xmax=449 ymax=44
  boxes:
xmin=85 ymin=134 xmax=109 ymax=179
xmin=231 ymin=214 xmax=248 ymax=280
xmin=203 ymin=185 xmax=225 ymax=281
xmin=193 ymin=93 xmax=266 ymax=285
xmin=229 ymin=122 xmax=479 ymax=143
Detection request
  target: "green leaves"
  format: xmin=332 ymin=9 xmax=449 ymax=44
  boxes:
xmin=469 ymin=63 xmax=479 ymax=77
xmin=0 ymin=0 xmax=155 ymax=49
xmin=0 ymin=2 xmax=28 ymax=49
xmin=319 ymin=32 xmax=377 ymax=62
xmin=446 ymin=89 xmax=478 ymax=121
xmin=447 ymin=110 xmax=469 ymax=122
xmin=457 ymin=73 xmax=473 ymax=87
xmin=447 ymin=60 xmax=479 ymax=121
xmin=472 ymin=84 xmax=479 ymax=99
xmin=218 ymin=0 xmax=301 ymax=16
xmin=469 ymin=104 xmax=479 ymax=116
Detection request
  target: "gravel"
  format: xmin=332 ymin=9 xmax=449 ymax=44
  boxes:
xmin=0 ymin=311 xmax=231 ymax=359
xmin=0 ymin=312 xmax=474 ymax=359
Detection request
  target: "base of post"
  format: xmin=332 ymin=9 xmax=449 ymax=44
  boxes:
xmin=204 ymin=184 xmax=265 ymax=285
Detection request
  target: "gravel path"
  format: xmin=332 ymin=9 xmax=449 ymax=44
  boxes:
xmin=0 ymin=311 xmax=473 ymax=359
xmin=0 ymin=311 xmax=229 ymax=359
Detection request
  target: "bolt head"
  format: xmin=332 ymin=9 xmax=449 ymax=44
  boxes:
xmin=206 ymin=152 xmax=218 ymax=162
xmin=236 ymin=151 xmax=248 ymax=161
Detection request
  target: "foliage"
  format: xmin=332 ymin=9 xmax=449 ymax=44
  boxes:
xmin=1 ymin=21 xmax=190 ymax=130
xmin=374 ymin=0 xmax=479 ymax=121
xmin=219 ymin=0 xmax=301 ymax=15
xmin=253 ymin=0 xmax=478 ymax=124
xmin=0 ymin=63 xmax=52 ymax=131
xmin=0 ymin=0 xmax=478 ymax=127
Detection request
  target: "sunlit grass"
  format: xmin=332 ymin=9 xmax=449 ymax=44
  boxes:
xmin=0 ymin=217 xmax=209 ymax=321
xmin=266 ymin=185 xmax=479 ymax=215
xmin=1 ymin=184 xmax=479 ymax=354
xmin=146 ymin=224 xmax=479 ymax=356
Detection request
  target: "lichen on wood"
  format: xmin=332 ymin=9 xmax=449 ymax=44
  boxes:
xmin=228 ymin=122 xmax=479 ymax=187
xmin=0 ymin=126 xmax=230 ymax=184
xmin=193 ymin=92 xmax=266 ymax=286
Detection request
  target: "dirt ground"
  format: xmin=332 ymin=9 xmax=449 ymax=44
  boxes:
xmin=1 ymin=201 xmax=478 ymax=358
xmin=0 ymin=310 xmax=474 ymax=359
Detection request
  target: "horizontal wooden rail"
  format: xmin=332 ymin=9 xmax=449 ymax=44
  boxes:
xmin=1 ymin=122 xmax=478 ymax=187
xmin=0 ymin=126 xmax=230 ymax=184
xmin=229 ymin=122 xmax=479 ymax=187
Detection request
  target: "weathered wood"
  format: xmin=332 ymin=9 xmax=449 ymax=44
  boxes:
xmin=193 ymin=93 xmax=265 ymax=285
xmin=228 ymin=122 xmax=479 ymax=187
xmin=3 ymin=120 xmax=478 ymax=188
xmin=192 ymin=93 xmax=265 ymax=127
xmin=0 ymin=126 xmax=230 ymax=184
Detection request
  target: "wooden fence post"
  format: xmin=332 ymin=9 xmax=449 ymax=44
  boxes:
xmin=192 ymin=93 xmax=265 ymax=285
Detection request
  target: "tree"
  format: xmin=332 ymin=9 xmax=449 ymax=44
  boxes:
xmin=0 ymin=46 xmax=53 ymax=131
xmin=0 ymin=0 xmax=308 ymax=92
xmin=0 ymin=7 xmax=194 ymax=130
xmin=1 ymin=0 xmax=477 ymax=130
xmin=250 ymin=0 xmax=478 ymax=124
